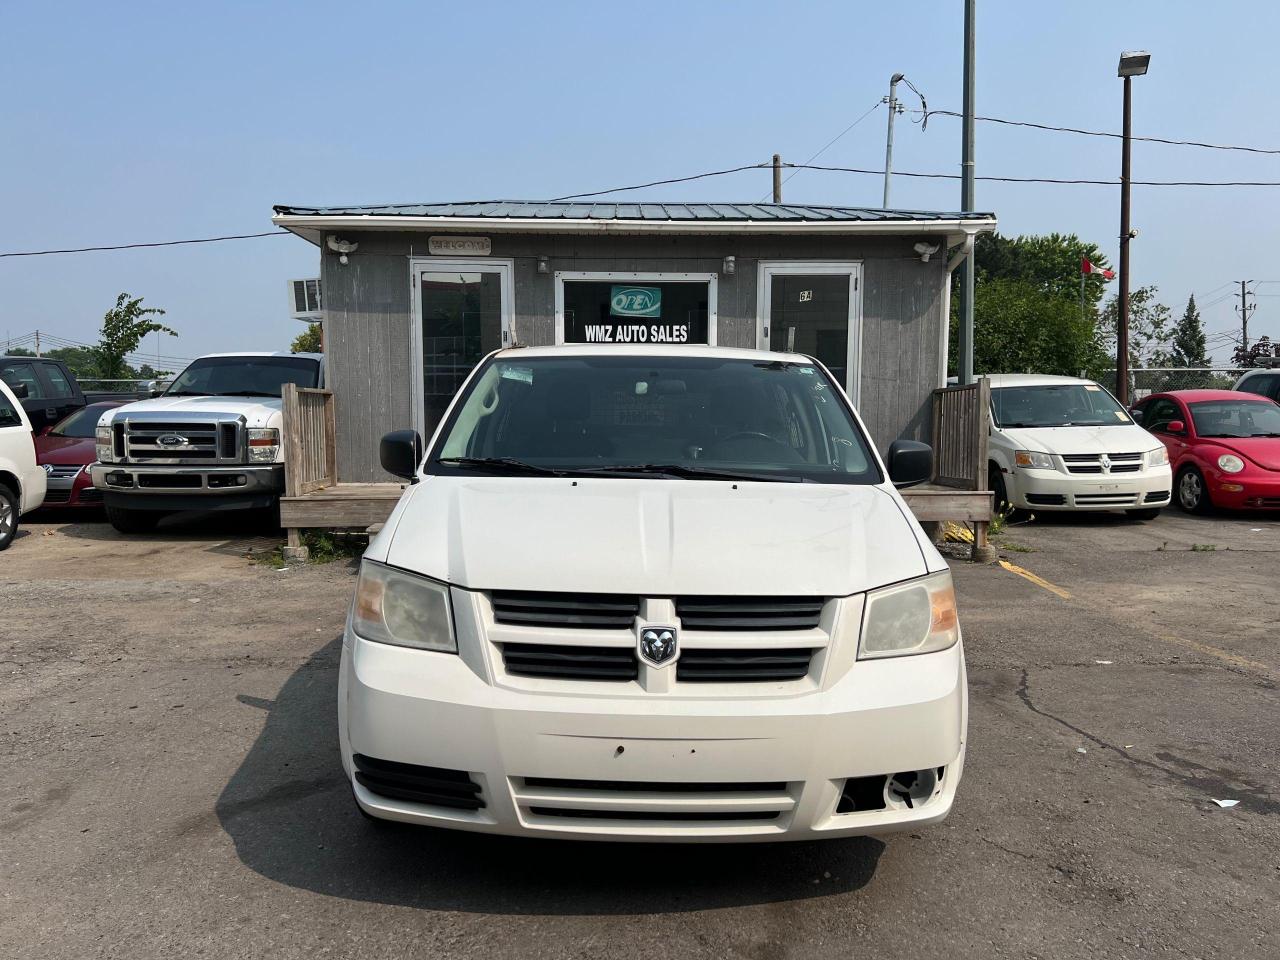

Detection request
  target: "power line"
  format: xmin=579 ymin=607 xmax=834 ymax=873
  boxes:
xmin=0 ymin=231 xmax=288 ymax=259
xmin=758 ymin=100 xmax=883 ymax=202
xmin=921 ymin=109 xmax=1280 ymax=155
xmin=551 ymin=164 xmax=769 ymax=202
xmin=785 ymin=161 xmax=1280 ymax=187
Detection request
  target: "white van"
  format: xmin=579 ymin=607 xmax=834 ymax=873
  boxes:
xmin=0 ymin=379 xmax=47 ymax=550
xmin=987 ymin=374 xmax=1171 ymax=518
xmin=340 ymin=345 xmax=967 ymax=842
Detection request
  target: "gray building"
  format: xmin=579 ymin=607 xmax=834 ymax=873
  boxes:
xmin=273 ymin=202 xmax=996 ymax=482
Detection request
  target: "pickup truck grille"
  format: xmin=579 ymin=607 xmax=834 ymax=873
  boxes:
xmin=119 ymin=416 xmax=243 ymax=464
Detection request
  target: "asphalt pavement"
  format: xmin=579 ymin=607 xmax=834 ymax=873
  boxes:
xmin=1 ymin=508 xmax=1277 ymax=959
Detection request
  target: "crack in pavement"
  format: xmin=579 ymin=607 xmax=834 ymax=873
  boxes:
xmin=1015 ymin=668 xmax=1279 ymax=816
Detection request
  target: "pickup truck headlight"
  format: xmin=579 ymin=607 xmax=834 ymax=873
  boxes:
xmin=1014 ymin=450 xmax=1054 ymax=470
xmin=352 ymin=560 xmax=456 ymax=653
xmin=1147 ymin=446 xmax=1169 ymax=467
xmin=1217 ymin=454 xmax=1245 ymax=474
xmin=95 ymin=425 xmax=114 ymax=463
xmin=247 ymin=427 xmax=280 ymax=463
xmin=859 ymin=570 xmax=959 ymax=660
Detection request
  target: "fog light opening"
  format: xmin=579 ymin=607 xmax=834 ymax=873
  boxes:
xmin=836 ymin=775 xmax=888 ymax=814
xmin=886 ymin=768 xmax=941 ymax=810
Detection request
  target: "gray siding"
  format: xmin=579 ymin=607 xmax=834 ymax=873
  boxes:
xmin=319 ymin=232 xmax=946 ymax=481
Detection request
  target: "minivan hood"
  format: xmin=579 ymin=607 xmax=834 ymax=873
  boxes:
xmin=382 ymin=476 xmax=931 ymax=596
xmin=1000 ymin=423 xmax=1158 ymax=456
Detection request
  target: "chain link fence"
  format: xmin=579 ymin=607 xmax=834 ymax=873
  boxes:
xmin=1099 ymin=368 xmax=1245 ymax=400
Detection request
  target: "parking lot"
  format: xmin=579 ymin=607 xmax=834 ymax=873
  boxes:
xmin=2 ymin=510 xmax=1278 ymax=960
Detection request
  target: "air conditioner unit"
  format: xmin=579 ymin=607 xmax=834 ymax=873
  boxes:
xmin=289 ymin=278 xmax=323 ymax=320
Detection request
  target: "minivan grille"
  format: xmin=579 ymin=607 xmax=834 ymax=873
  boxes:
xmin=1061 ymin=452 xmax=1144 ymax=475
xmin=501 ymin=643 xmax=638 ymax=681
xmin=491 ymin=591 xmax=639 ymax=629
xmin=676 ymin=597 xmax=825 ymax=631
xmin=676 ymin=648 xmax=815 ymax=682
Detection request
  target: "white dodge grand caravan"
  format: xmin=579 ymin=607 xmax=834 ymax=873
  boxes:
xmin=341 ymin=345 xmax=966 ymax=842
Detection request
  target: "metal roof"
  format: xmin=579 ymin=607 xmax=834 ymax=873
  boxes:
xmin=272 ymin=200 xmax=993 ymax=222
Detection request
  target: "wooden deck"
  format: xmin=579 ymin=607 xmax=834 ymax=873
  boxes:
xmin=279 ymin=483 xmax=405 ymax=531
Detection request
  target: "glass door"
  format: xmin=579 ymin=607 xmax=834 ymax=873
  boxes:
xmin=759 ymin=263 xmax=862 ymax=403
xmin=412 ymin=260 xmax=512 ymax=438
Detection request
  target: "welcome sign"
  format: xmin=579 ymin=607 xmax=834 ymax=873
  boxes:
xmin=610 ymin=286 xmax=662 ymax=318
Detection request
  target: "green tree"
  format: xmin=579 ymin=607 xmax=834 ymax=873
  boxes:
xmin=291 ymin=322 xmax=322 ymax=354
xmin=96 ymin=293 xmax=175 ymax=380
xmin=974 ymin=232 xmax=1112 ymax=309
xmin=1169 ymin=294 xmax=1210 ymax=386
xmin=1093 ymin=286 xmax=1175 ymax=392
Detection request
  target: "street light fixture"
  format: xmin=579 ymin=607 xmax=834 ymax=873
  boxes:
xmin=1115 ymin=50 xmax=1150 ymax=405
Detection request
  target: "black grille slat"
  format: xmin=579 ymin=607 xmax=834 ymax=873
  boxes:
xmin=352 ymin=754 xmax=484 ymax=810
xmin=502 ymin=643 xmax=638 ymax=681
xmin=676 ymin=649 xmax=814 ymax=683
xmin=492 ymin=591 xmax=639 ymax=629
xmin=220 ymin=423 xmax=239 ymax=458
xmin=677 ymin=597 xmax=824 ymax=632
xmin=523 ymin=777 xmax=787 ymax=793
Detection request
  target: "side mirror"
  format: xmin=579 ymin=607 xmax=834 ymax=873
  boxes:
xmin=379 ymin=429 xmax=423 ymax=482
xmin=1129 ymin=407 xmax=1143 ymax=423
xmin=10 ymin=382 xmax=28 ymax=399
xmin=1166 ymin=420 xmax=1186 ymax=435
xmin=887 ymin=439 xmax=933 ymax=489
xmin=38 ymin=424 xmax=53 ymax=437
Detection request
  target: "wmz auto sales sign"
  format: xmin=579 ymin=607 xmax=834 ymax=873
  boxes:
xmin=582 ymin=286 xmax=690 ymax=342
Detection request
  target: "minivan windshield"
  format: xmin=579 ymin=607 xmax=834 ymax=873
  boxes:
xmin=1189 ymin=399 xmax=1280 ymax=437
xmin=992 ymin=383 xmax=1131 ymax=428
xmin=164 ymin=356 xmax=320 ymax=399
xmin=429 ymin=355 xmax=881 ymax=484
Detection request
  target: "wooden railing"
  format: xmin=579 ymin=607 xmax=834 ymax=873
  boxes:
xmin=931 ymin=378 xmax=991 ymax=490
xmin=282 ymin=384 xmax=337 ymax=497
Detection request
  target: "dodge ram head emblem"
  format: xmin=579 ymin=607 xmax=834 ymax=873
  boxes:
xmin=156 ymin=434 xmax=188 ymax=447
xmin=639 ymin=627 xmax=677 ymax=665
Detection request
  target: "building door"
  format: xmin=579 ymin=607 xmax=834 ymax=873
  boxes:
xmin=411 ymin=259 xmax=513 ymax=439
xmin=758 ymin=263 xmax=862 ymax=403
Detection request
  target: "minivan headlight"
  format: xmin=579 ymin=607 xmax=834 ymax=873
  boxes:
xmin=859 ymin=570 xmax=959 ymax=660
xmin=1147 ymin=446 xmax=1169 ymax=467
xmin=352 ymin=560 xmax=456 ymax=653
xmin=95 ymin=425 xmax=114 ymax=463
xmin=1014 ymin=450 xmax=1054 ymax=470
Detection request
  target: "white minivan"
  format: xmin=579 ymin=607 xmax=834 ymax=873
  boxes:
xmin=340 ymin=345 xmax=967 ymax=842
xmin=0 ymin=379 xmax=47 ymax=550
xmin=987 ymin=374 xmax=1172 ymax=519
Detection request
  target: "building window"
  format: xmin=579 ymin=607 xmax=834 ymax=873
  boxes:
xmin=557 ymin=273 xmax=717 ymax=345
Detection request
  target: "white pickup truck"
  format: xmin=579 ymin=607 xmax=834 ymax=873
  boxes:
xmin=89 ymin=351 xmax=323 ymax=533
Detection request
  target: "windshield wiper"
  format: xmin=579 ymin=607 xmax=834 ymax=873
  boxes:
xmin=582 ymin=463 xmax=805 ymax=483
xmin=163 ymin=390 xmax=206 ymax=396
xmin=1249 ymin=432 xmax=1280 ymax=438
xmin=437 ymin=456 xmax=569 ymax=476
xmin=217 ymin=390 xmax=280 ymax=398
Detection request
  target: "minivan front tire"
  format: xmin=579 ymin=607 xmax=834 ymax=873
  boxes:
xmin=105 ymin=504 xmax=163 ymax=534
xmin=0 ymin=484 xmax=18 ymax=550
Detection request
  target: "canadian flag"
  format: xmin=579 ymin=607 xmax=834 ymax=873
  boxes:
xmin=1081 ymin=257 xmax=1115 ymax=280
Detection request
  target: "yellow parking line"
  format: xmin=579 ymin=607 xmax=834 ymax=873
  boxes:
xmin=997 ymin=560 xmax=1072 ymax=600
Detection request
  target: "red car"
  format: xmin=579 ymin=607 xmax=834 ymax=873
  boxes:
xmin=1131 ymin=389 xmax=1280 ymax=513
xmin=34 ymin=401 xmax=125 ymax=509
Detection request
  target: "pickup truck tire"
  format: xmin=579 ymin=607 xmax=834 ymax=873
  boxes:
xmin=105 ymin=504 xmax=163 ymax=534
xmin=0 ymin=483 xmax=18 ymax=551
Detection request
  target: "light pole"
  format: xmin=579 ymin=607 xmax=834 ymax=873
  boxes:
xmin=882 ymin=73 xmax=904 ymax=208
xmin=1116 ymin=50 xmax=1150 ymax=405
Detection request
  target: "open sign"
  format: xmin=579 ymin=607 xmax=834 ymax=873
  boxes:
xmin=610 ymin=286 xmax=662 ymax=318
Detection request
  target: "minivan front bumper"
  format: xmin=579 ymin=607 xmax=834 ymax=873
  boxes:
xmin=1008 ymin=464 xmax=1172 ymax=511
xmin=339 ymin=627 xmax=967 ymax=842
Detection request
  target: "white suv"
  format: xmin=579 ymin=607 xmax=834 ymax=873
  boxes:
xmin=340 ymin=345 xmax=966 ymax=842
xmin=987 ymin=374 xmax=1172 ymax=518
xmin=0 ymin=379 xmax=47 ymax=550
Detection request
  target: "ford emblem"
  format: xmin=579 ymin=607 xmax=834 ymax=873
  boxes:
xmin=156 ymin=434 xmax=188 ymax=447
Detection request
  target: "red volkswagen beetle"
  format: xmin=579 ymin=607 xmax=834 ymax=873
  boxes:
xmin=34 ymin=401 xmax=125 ymax=509
xmin=1131 ymin=389 xmax=1280 ymax=513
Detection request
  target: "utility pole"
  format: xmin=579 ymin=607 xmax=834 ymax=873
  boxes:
xmin=772 ymin=154 xmax=782 ymax=203
xmin=958 ymin=0 xmax=976 ymax=385
xmin=1236 ymin=280 xmax=1256 ymax=354
xmin=1115 ymin=51 xmax=1151 ymax=405
xmin=882 ymin=73 xmax=905 ymax=208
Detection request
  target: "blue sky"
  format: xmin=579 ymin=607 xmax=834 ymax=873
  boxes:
xmin=2 ymin=0 xmax=1277 ymax=366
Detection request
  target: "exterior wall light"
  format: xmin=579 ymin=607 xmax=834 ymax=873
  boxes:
xmin=537 ymin=256 xmax=549 ymax=275
xmin=723 ymin=255 xmax=736 ymax=276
